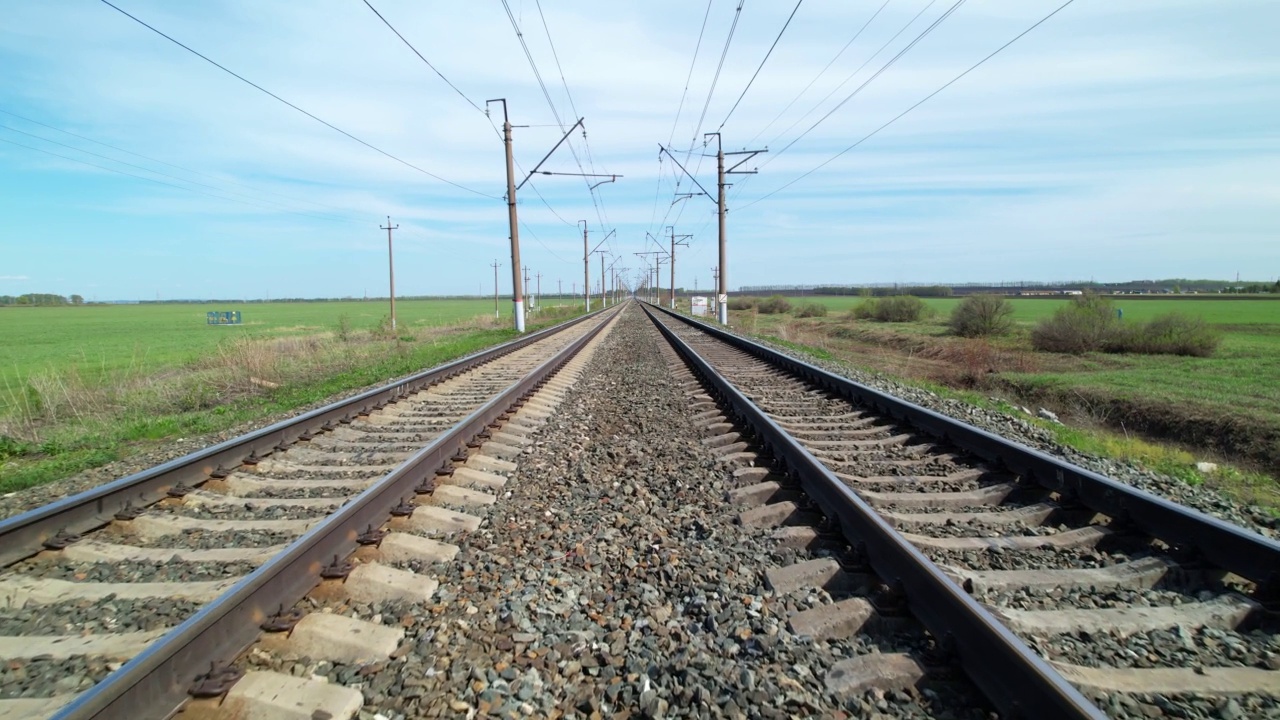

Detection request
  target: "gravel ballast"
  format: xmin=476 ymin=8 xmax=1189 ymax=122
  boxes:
xmin=243 ymin=307 xmax=993 ymax=719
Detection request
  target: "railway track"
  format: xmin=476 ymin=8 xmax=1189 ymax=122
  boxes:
xmin=0 ymin=306 xmax=622 ymax=720
xmin=1 ymin=301 xmax=1275 ymax=719
xmin=644 ymin=302 xmax=1280 ymax=719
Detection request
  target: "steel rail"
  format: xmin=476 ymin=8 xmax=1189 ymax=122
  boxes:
xmin=647 ymin=303 xmax=1280 ymax=585
xmin=642 ymin=303 xmax=1104 ymax=719
xmin=0 ymin=308 xmax=605 ymax=568
xmin=51 ymin=305 xmax=621 ymax=720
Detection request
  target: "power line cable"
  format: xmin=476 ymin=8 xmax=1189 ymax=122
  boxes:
xmin=718 ymin=0 xmax=803 ymax=130
xmin=763 ymin=0 xmax=964 ymax=167
xmin=762 ymin=0 xmax=940 ymax=155
xmin=664 ymin=0 xmax=745 ymax=240
xmin=98 ymin=0 xmax=499 ymax=199
xmin=0 ymin=108 xmax=368 ymax=216
xmin=688 ymin=0 xmax=744 ymax=154
xmin=740 ymin=0 xmax=1078 ymax=210
xmin=744 ymin=0 xmax=893 ymax=146
xmin=0 ymin=136 xmax=354 ymax=222
xmin=648 ymin=0 xmax=714 ymax=240
xmin=531 ymin=0 xmax=614 ymax=242
xmin=499 ymin=0 xmax=610 ymax=246
xmin=0 ymin=123 xmax=363 ymax=224
xmin=359 ymin=0 xmax=487 ymax=114
xmin=667 ymin=0 xmax=714 ymax=151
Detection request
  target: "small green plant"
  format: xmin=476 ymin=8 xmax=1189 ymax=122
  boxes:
xmin=793 ymin=302 xmax=828 ymax=318
xmin=727 ymin=296 xmax=758 ymax=311
xmin=0 ymin=435 xmax=31 ymax=460
xmin=949 ymin=294 xmax=1015 ymax=337
xmin=336 ymin=314 xmax=352 ymax=342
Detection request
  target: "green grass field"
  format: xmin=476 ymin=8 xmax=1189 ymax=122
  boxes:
xmin=0 ymin=298 xmax=583 ymax=407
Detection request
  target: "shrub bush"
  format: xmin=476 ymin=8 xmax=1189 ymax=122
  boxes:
xmin=727 ymin=296 xmax=757 ymax=311
xmin=1107 ymin=313 xmax=1221 ymax=357
xmin=849 ymin=300 xmax=876 ymax=320
xmin=756 ymin=295 xmax=792 ymax=314
xmin=1030 ymin=293 xmax=1116 ymax=353
xmin=874 ymin=295 xmax=926 ymax=322
xmin=949 ymin=294 xmax=1014 ymax=337
xmin=793 ymin=302 xmax=828 ymax=318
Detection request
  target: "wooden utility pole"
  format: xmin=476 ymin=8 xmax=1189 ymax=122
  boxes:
xmin=485 ymin=99 xmax=525 ymax=332
xmin=590 ymin=250 xmax=608 ymax=308
xmin=523 ymin=266 xmax=531 ymax=311
xmin=667 ymin=225 xmax=691 ymax=310
xmin=486 ymin=103 xmax=591 ymax=331
xmin=380 ymin=216 xmax=399 ymax=331
xmin=580 ymin=221 xmax=590 ymax=312
xmin=706 ymin=132 xmax=766 ymax=323
xmin=658 ymin=139 xmax=763 ymax=323
xmin=491 ymin=260 xmax=502 ymax=318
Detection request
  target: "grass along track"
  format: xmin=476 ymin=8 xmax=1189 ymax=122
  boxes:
xmin=722 ymin=296 xmax=1280 ymax=504
xmin=0 ymin=300 xmax=585 ymax=496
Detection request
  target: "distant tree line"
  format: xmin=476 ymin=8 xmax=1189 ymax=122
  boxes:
xmin=741 ymin=279 xmax=1280 ymax=296
xmin=0 ymin=293 xmax=85 ymax=306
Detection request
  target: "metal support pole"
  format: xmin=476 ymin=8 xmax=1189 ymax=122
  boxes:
xmin=380 ymin=217 xmax=399 ymax=331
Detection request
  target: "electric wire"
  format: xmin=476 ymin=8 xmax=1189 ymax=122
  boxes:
xmin=500 ymin=0 xmax=610 ymax=249
xmin=0 ymin=124 xmax=364 ymax=225
xmin=744 ymin=0 xmax=893 ymax=146
xmin=669 ymin=0 xmax=745 ymax=242
xmin=740 ymin=0 xmax=1078 ymax=210
xmin=98 ymin=0 xmax=499 ymax=199
xmin=717 ymin=0 xmax=803 ymax=131
xmin=688 ymin=0 xmax=744 ymax=156
xmin=359 ymin=0 xmax=487 ymax=115
xmin=0 ymin=108 xmax=366 ymax=216
xmin=648 ymin=0 xmax=714 ymax=240
xmin=761 ymin=0 xmax=964 ymax=168
xmin=356 ymin=0 xmax=592 ymax=238
xmin=532 ymin=0 xmax=614 ymax=243
xmin=0 ymin=136 xmax=356 ymax=222
xmin=760 ymin=0 xmax=939 ymax=160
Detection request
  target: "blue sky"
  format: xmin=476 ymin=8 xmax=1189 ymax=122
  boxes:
xmin=1 ymin=0 xmax=1277 ymax=301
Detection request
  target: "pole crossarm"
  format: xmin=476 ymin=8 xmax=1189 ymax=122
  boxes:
xmin=726 ymin=149 xmax=766 ymax=174
xmin=537 ymin=171 xmax=619 ymax=179
xmin=658 ymin=145 xmax=716 ymax=202
xmin=516 ymin=117 xmax=585 ymax=191
xmin=589 ymin=228 xmax=616 ymax=255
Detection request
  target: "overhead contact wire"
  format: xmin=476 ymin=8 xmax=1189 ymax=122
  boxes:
xmin=98 ymin=0 xmax=499 ymax=199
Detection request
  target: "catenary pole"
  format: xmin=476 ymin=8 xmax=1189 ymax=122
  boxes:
xmin=380 ymin=216 xmax=399 ymax=331
xmin=487 ymin=99 xmax=525 ymax=333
